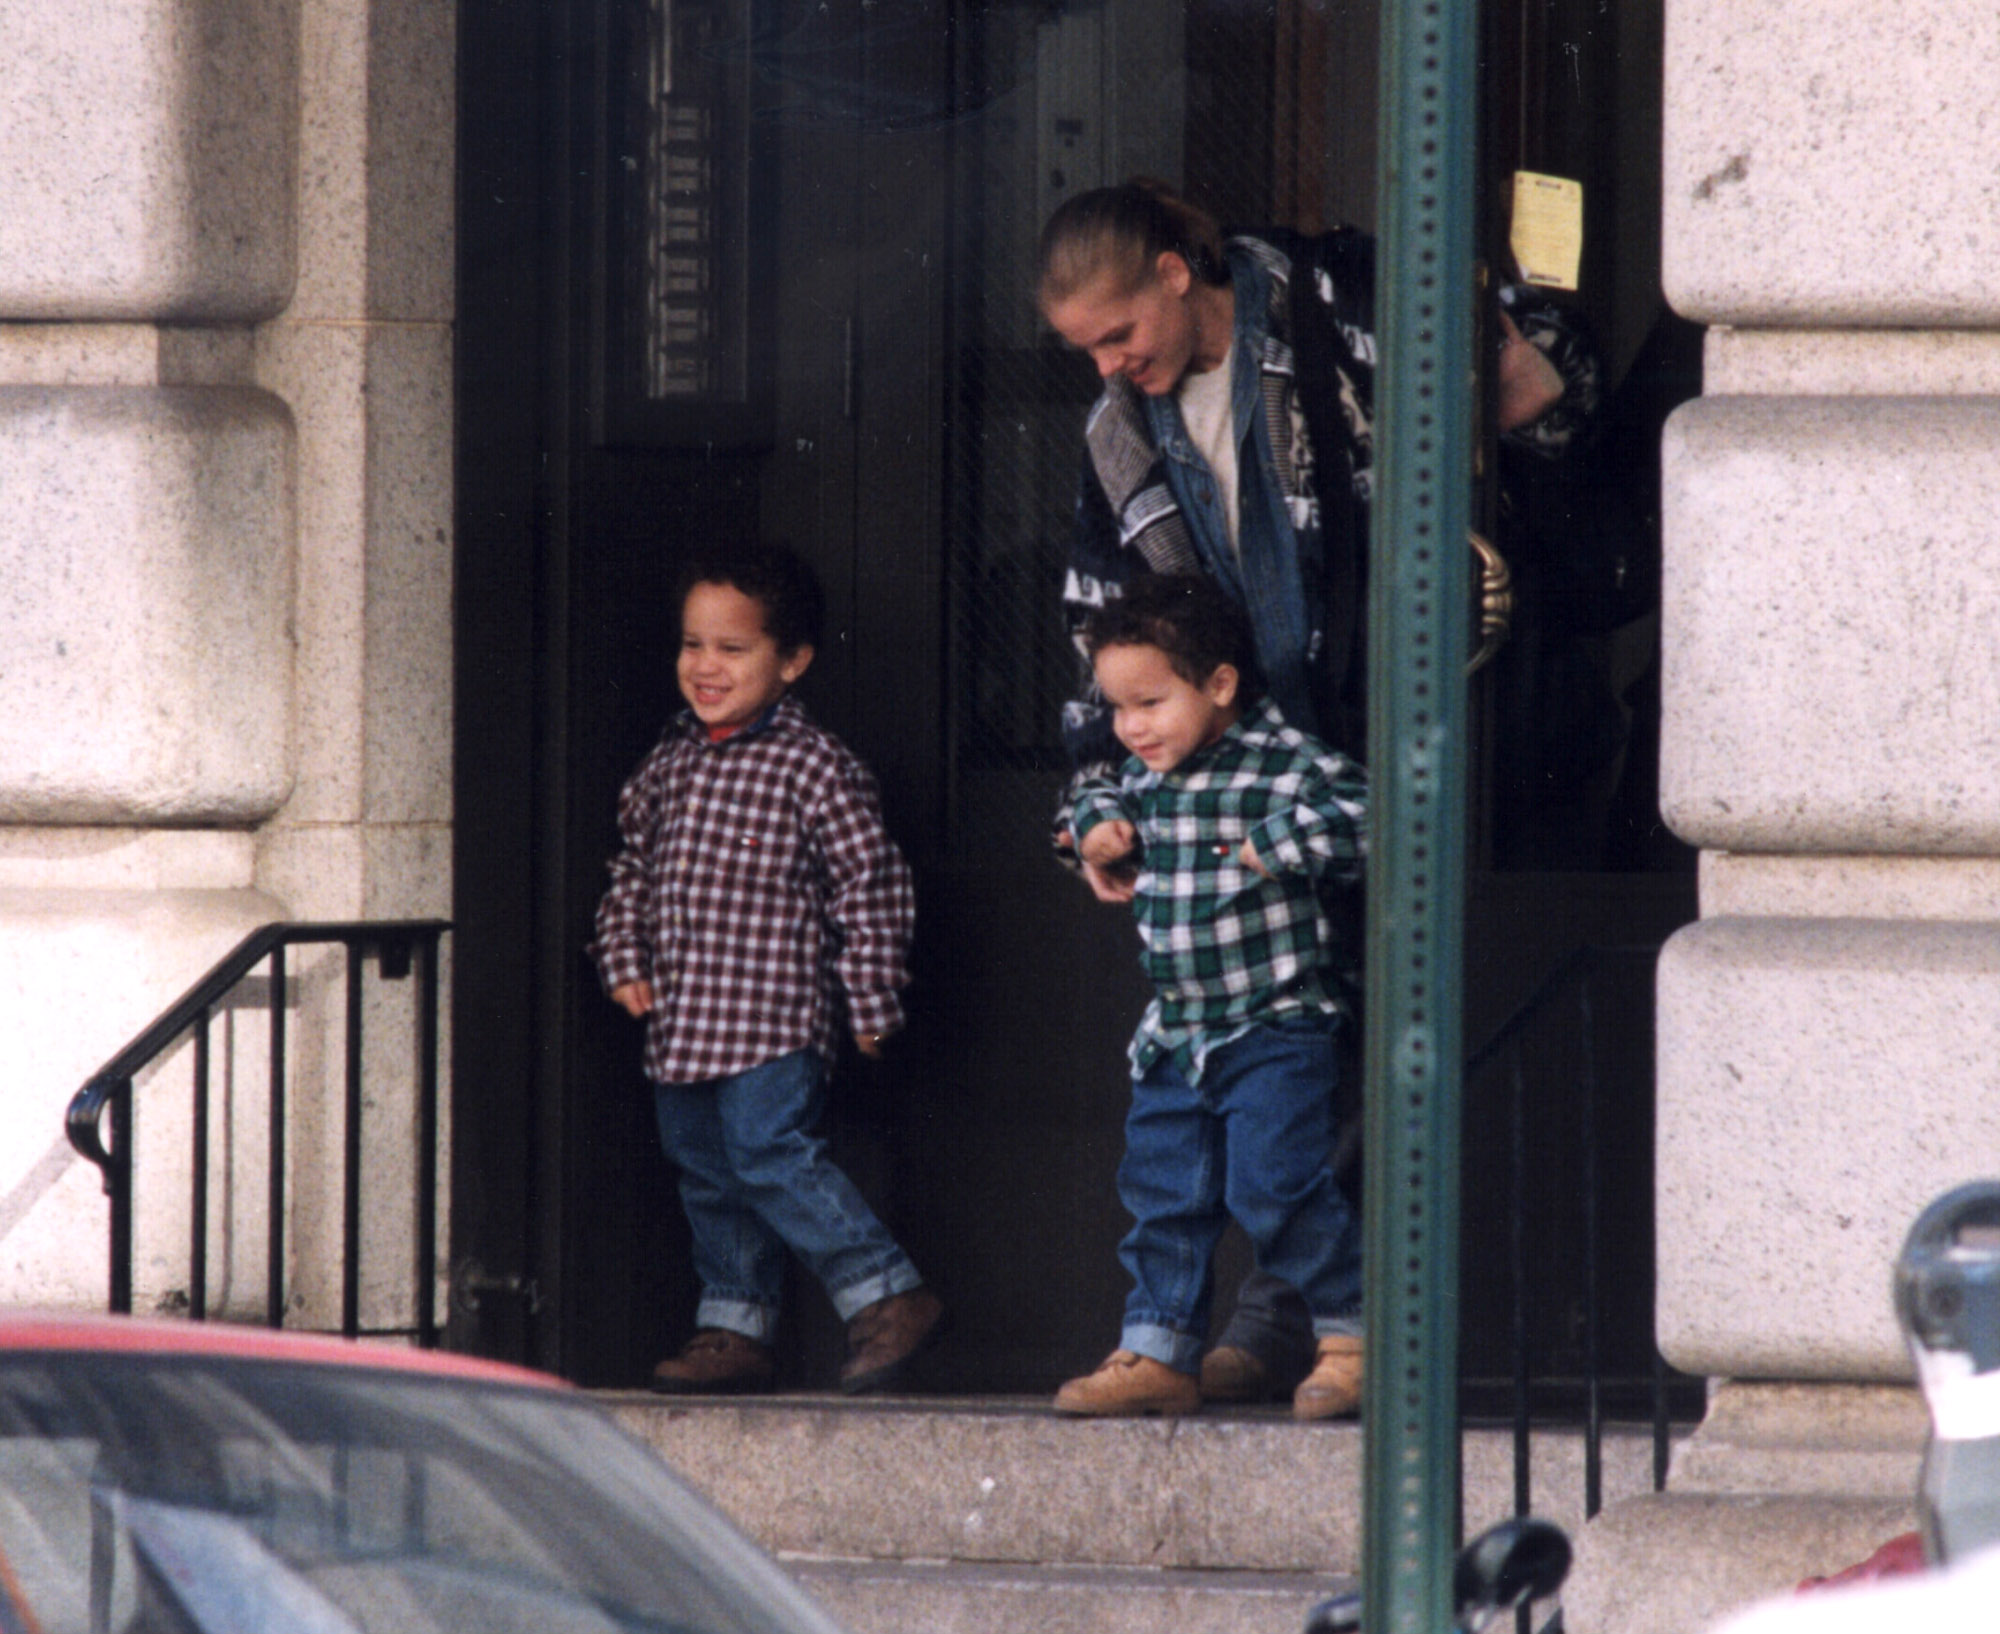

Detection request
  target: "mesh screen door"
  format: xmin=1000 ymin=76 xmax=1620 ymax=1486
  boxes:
xmin=942 ymin=2 xmax=1251 ymax=864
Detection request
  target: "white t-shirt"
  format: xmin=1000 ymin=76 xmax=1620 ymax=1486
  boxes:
xmin=1177 ymin=342 xmax=1240 ymax=558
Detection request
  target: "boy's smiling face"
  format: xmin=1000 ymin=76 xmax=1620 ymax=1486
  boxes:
xmin=677 ymin=580 xmax=812 ymax=733
xmin=1093 ymin=640 xmax=1240 ymax=773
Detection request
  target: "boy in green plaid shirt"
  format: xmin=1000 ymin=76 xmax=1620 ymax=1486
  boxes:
xmin=1053 ymin=574 xmax=1368 ymax=1419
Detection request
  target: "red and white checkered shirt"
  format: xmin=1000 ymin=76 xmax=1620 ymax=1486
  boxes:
xmin=591 ymin=696 xmax=915 ymax=1084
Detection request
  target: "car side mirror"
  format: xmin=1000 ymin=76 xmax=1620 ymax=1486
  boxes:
xmin=1896 ymin=1178 xmax=2000 ymax=1565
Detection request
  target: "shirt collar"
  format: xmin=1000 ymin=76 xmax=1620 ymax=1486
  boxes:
xmin=674 ymin=692 xmax=803 ymax=745
xmin=1213 ymin=696 xmax=1288 ymax=751
xmin=1127 ymin=697 xmax=1288 ymax=782
xmin=1240 ymin=695 xmax=1293 ymax=737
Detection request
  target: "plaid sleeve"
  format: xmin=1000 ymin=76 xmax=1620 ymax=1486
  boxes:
xmin=810 ymin=751 xmax=915 ymax=1038
xmin=1247 ymin=742 xmax=1369 ymax=883
xmin=1070 ymin=778 xmax=1137 ymax=849
xmin=590 ymin=748 xmax=665 ymax=995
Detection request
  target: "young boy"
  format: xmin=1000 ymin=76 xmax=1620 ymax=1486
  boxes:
xmin=1056 ymin=573 xmax=1368 ymax=1419
xmin=591 ymin=543 xmax=945 ymax=1396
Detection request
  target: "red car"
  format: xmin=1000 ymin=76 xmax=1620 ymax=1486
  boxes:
xmin=0 ymin=1312 xmax=850 ymax=1634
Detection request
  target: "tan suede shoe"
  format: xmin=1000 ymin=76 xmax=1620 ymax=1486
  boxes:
xmin=1053 ymin=1350 xmax=1200 ymax=1417
xmin=1293 ymin=1334 xmax=1364 ymax=1420
xmin=1198 ymin=1343 xmax=1273 ymax=1403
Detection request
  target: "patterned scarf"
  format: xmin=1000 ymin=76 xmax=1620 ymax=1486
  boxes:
xmin=1082 ymin=237 xmax=1370 ymax=736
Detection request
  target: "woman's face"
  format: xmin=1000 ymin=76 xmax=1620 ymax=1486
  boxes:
xmin=1045 ymin=252 xmax=1198 ymax=396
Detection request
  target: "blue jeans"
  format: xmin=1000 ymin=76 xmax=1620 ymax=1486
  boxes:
xmin=1118 ymin=1020 xmax=1362 ymax=1374
xmin=652 ymin=1048 xmax=921 ymax=1343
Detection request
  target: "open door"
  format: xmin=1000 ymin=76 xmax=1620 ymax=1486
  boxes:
xmin=453 ymin=0 xmax=1694 ymax=1395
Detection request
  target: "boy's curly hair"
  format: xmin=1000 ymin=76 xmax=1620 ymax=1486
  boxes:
xmin=1081 ymin=574 xmax=1261 ymax=695
xmin=677 ymin=542 xmax=826 ymax=655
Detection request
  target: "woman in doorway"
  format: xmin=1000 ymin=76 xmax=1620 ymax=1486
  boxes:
xmin=1039 ymin=179 xmax=1598 ymax=1413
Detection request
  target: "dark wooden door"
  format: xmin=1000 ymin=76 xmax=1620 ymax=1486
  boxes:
xmin=453 ymin=0 xmax=958 ymax=1383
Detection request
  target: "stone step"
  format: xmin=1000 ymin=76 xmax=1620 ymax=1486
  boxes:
xmin=786 ymin=1558 xmax=1353 ymax=1634
xmin=604 ymin=1390 xmax=1673 ymax=1577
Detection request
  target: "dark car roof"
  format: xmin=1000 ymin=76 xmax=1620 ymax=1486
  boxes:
xmin=0 ymin=1310 xmax=566 ymax=1389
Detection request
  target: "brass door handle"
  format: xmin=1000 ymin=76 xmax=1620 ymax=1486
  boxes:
xmin=1467 ymin=529 xmax=1513 ymax=676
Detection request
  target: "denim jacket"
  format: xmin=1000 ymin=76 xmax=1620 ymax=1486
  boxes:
xmin=1055 ymin=228 xmax=1597 ymax=841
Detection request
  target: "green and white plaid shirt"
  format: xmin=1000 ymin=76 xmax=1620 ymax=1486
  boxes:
xmin=1073 ymin=698 xmax=1368 ymax=1083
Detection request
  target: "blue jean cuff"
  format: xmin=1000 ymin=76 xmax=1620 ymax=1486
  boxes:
xmin=827 ymin=1260 xmax=923 ymax=1325
xmin=1121 ymin=1322 xmax=1204 ymax=1375
xmin=1312 ymin=1313 xmax=1364 ymax=1340
xmin=694 ymin=1297 xmax=779 ymax=1345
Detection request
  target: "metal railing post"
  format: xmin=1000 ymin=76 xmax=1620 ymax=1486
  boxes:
xmin=1365 ymin=0 xmax=1479 ymax=1629
xmin=62 ymin=921 xmax=449 ymax=1340
xmin=190 ymin=1009 xmax=210 ymax=1321
xmin=268 ymin=945 xmax=288 ymax=1327
xmin=1508 ymin=1044 xmax=1531 ymax=1520
xmin=415 ymin=931 xmax=442 ymax=1348
xmin=1580 ymin=980 xmax=1604 ymax=1519
xmin=109 ymin=1085 xmax=133 ymax=1316
xmin=343 ymin=944 xmax=365 ymax=1339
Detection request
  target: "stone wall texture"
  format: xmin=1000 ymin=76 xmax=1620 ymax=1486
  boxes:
xmin=1664 ymin=1 xmax=2000 ymax=326
xmin=0 ymin=387 xmax=295 ymax=824
xmin=1661 ymin=394 xmax=2000 ymax=855
xmin=0 ymin=0 xmax=451 ymax=1330
xmin=1578 ymin=6 xmax=2000 ymax=1626
xmin=0 ymin=0 xmax=298 ymax=321
xmin=1657 ymin=916 xmax=2000 ymax=1381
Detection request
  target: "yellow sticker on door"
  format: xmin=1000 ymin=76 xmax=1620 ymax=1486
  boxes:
xmin=1510 ymin=171 xmax=1583 ymax=292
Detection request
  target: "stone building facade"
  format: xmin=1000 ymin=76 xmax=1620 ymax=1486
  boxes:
xmin=0 ymin=0 xmax=451 ymax=1323
xmin=1569 ymin=3 xmax=2000 ymax=1628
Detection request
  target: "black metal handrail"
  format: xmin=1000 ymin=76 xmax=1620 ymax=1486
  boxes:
xmin=1461 ymin=941 xmax=1695 ymax=1558
xmin=65 ymin=921 xmax=450 ymax=1344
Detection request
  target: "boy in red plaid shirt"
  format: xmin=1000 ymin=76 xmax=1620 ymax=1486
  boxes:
xmin=591 ymin=544 xmax=945 ymax=1395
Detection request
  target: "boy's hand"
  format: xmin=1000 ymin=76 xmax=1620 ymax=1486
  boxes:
xmin=1239 ymin=839 xmax=1273 ymax=878
xmin=1078 ymin=819 xmax=1136 ymax=869
xmin=1060 ymin=823 xmax=1138 ymax=904
xmin=1079 ymin=821 xmax=1140 ymax=905
xmin=1081 ymin=858 xmax=1139 ymax=903
xmin=854 ymin=1025 xmax=899 ymax=1060
xmin=611 ymin=981 xmax=654 ymax=1019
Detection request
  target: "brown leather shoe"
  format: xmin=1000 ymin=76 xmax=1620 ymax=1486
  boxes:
xmin=1293 ymin=1334 xmax=1364 ymax=1420
xmin=1199 ymin=1343 xmax=1273 ymax=1404
xmin=839 ymin=1287 xmax=947 ymax=1394
xmin=1053 ymin=1350 xmax=1200 ymax=1417
xmin=649 ymin=1329 xmax=775 ymax=1395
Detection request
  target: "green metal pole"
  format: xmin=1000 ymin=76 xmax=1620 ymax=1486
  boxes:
xmin=1363 ymin=0 xmax=1476 ymax=1631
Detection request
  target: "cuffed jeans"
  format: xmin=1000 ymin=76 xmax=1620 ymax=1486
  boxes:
xmin=653 ymin=1047 xmax=922 ymax=1343
xmin=1118 ymin=1020 xmax=1361 ymax=1375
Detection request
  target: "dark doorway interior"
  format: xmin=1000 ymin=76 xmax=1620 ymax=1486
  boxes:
xmin=453 ymin=0 xmax=1694 ymax=1395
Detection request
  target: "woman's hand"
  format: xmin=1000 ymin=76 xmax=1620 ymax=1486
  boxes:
xmin=1239 ymin=839 xmax=1273 ymax=879
xmin=1495 ymin=309 xmax=1565 ymax=432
